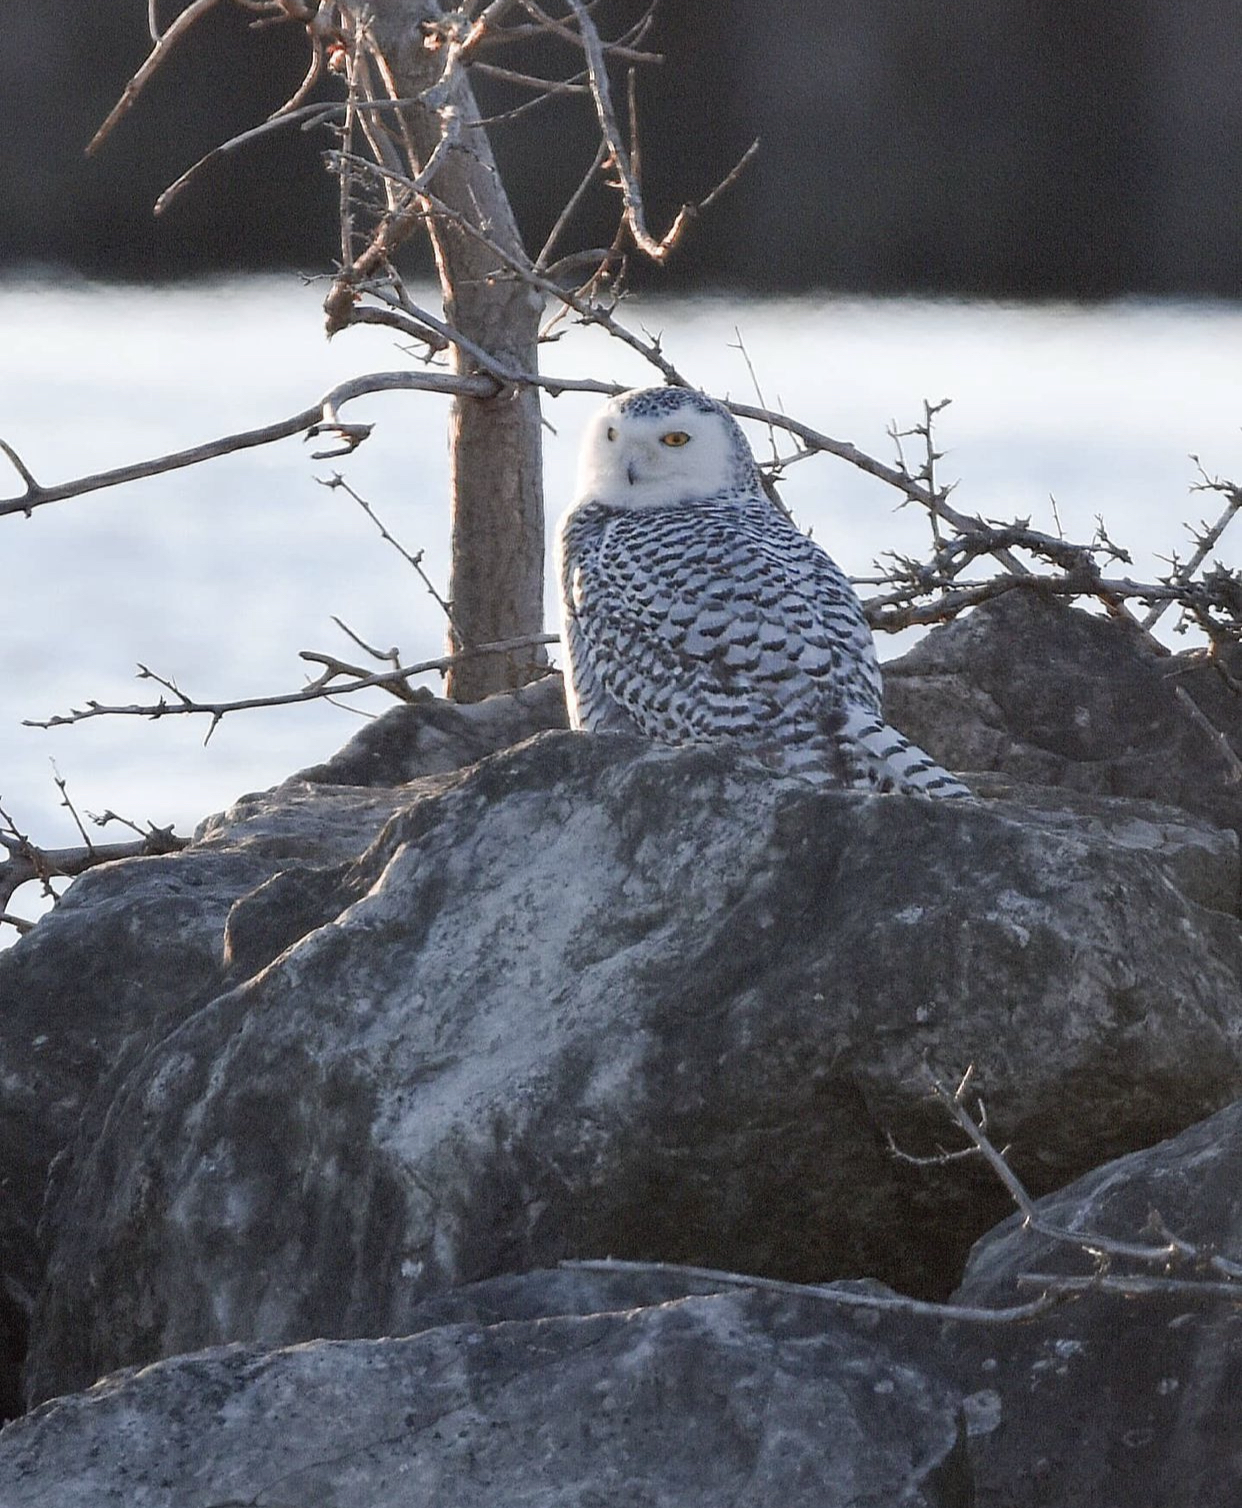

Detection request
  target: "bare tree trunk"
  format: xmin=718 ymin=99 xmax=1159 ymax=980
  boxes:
xmin=363 ymin=2 xmax=546 ymax=702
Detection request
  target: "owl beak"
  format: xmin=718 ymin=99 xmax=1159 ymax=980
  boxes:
xmin=625 ymin=441 xmax=656 ymax=486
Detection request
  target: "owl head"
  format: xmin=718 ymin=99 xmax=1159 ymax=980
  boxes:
xmin=575 ymin=386 xmax=762 ymax=510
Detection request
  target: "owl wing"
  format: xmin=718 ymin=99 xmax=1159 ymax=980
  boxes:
xmin=561 ymin=498 xmax=883 ymax=744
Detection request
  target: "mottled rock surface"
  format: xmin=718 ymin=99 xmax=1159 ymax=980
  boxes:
xmin=0 ymin=1288 xmax=970 ymax=1508
xmin=7 ymin=607 xmax=1242 ymax=1502
xmin=0 ymin=783 xmax=409 ymax=1419
xmin=26 ymin=729 xmax=1242 ymax=1402
xmin=884 ymin=593 xmax=1242 ymax=852
xmin=0 ymin=683 xmax=569 ymax=1418
xmin=295 ymin=672 xmax=568 ymax=787
xmin=939 ymin=1098 xmax=1242 ymax=1508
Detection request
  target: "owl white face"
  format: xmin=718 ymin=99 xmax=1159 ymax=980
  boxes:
xmin=575 ymin=390 xmax=745 ymax=510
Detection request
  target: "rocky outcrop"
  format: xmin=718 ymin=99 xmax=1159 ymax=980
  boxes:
xmin=939 ymin=1099 xmax=1242 ymax=1507
xmin=0 ymin=782 xmax=408 ymax=1419
xmin=0 ymin=678 xmax=567 ymax=1418
xmin=4 ymin=602 xmax=1242 ymax=1503
xmin=24 ymin=727 xmax=1242 ymax=1404
xmin=0 ymin=1284 xmax=970 ymax=1508
xmin=884 ymin=592 xmax=1242 ymax=845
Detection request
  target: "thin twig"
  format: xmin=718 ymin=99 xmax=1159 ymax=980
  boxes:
xmin=560 ymin=1258 xmax=1065 ymax=1325
xmin=88 ymin=0 xmax=229 ymax=156
xmin=269 ymin=22 xmax=326 ymax=119
xmin=565 ymin=0 xmax=750 ymax=264
xmin=920 ymin=1067 xmax=1242 ymax=1280
xmin=1144 ymin=466 xmax=1242 ymax=632
xmin=52 ymin=766 xmax=95 ymax=852
xmin=537 ymin=140 xmax=609 ymax=271
xmin=0 ymin=794 xmax=186 ymax=932
xmin=1016 ymin=1273 xmax=1242 ymax=1303
xmin=23 ymin=635 xmax=560 ymax=734
xmin=318 ymin=473 xmax=465 ymax=640
xmin=327 ymin=619 xmax=401 ymax=671
xmin=471 ymin=61 xmax=589 ymax=95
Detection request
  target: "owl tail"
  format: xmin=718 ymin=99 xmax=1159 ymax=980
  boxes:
xmin=835 ymin=708 xmax=973 ymax=799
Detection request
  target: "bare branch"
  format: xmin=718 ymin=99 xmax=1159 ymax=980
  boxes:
xmin=0 ymin=796 xmax=186 ymax=934
xmin=299 ymin=647 xmax=424 ymax=705
xmin=328 ymin=617 xmax=400 ymax=666
xmin=461 ymin=0 xmax=527 ymax=53
xmin=23 ymin=635 xmax=560 ymax=732
xmin=1015 ymin=1272 xmax=1242 ymax=1302
xmin=89 ymin=0 xmax=229 ymax=156
xmin=565 ymin=0 xmax=752 ymax=264
xmin=917 ymin=1066 xmax=1242 ymax=1282
xmin=152 ymin=95 xmax=430 ymax=217
xmin=317 ymin=473 xmax=464 ymax=639
xmin=511 ymin=1 xmax=661 ymax=64
xmin=470 ymin=61 xmax=590 ymax=96
xmin=337 ymin=302 xmax=450 ymax=353
xmin=269 ymin=19 xmax=327 ymax=119
xmin=537 ymin=140 xmax=609 ymax=271
xmin=561 ymin=1258 xmax=1064 ymax=1325
xmin=52 ymin=766 xmax=95 ymax=852
xmin=0 ymin=371 xmax=495 ymax=519
xmin=1143 ymin=464 xmax=1242 ymax=632
xmin=0 ymin=440 xmax=40 ymax=511
xmin=411 ymin=181 xmax=691 ymax=382
xmin=697 ymin=138 xmax=761 ymax=217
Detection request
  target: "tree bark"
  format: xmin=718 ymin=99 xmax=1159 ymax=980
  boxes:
xmin=363 ymin=2 xmax=546 ymax=702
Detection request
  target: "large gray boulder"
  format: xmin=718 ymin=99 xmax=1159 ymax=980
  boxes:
xmin=25 ymin=727 xmax=1242 ymax=1403
xmin=0 ymin=1284 xmax=970 ymax=1507
xmin=883 ymin=593 xmax=1242 ymax=844
xmin=939 ymin=1097 xmax=1242 ymax=1507
xmin=0 ymin=782 xmax=411 ymax=1419
xmin=0 ymin=679 xmax=568 ymax=1419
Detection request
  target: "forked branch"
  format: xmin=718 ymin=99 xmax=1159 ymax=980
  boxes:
xmin=24 ymin=635 xmax=560 ymax=742
xmin=0 ymin=797 xmax=186 ymax=936
xmin=564 ymin=1062 xmax=1242 ymax=1327
xmin=894 ymin=1065 xmax=1242 ymax=1290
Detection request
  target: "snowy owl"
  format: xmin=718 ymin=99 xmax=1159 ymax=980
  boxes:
xmin=555 ymin=386 xmax=971 ymax=797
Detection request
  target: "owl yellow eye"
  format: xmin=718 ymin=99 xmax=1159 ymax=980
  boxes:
xmin=660 ymin=431 xmax=691 ymax=447
xmin=606 ymin=426 xmax=618 ymax=441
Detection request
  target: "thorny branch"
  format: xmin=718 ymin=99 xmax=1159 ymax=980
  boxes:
xmin=23 ymin=635 xmax=560 ymax=741
xmin=1142 ymin=462 xmax=1242 ymax=633
xmin=896 ymin=1066 xmax=1242 ymax=1295
xmin=7 ymin=381 xmax=1242 ymax=654
xmin=565 ymin=1063 xmax=1242 ymax=1327
xmin=319 ymin=472 xmax=463 ymax=638
xmin=0 ymin=795 xmax=186 ymax=936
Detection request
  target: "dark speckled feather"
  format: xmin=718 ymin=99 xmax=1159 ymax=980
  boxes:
xmin=557 ymin=388 xmax=971 ymax=796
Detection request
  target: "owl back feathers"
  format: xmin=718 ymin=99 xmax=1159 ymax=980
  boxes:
xmin=557 ymin=389 xmax=971 ymax=800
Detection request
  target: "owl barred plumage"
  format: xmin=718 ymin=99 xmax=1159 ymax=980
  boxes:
xmin=555 ymin=386 xmax=971 ymax=798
